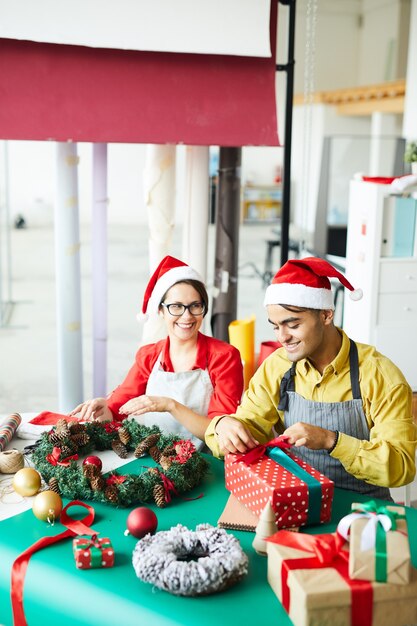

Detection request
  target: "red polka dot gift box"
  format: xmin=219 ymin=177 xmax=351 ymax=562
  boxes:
xmin=225 ymin=438 xmax=334 ymax=530
xmin=73 ymin=535 xmax=114 ymax=569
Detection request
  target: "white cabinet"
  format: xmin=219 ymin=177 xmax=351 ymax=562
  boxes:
xmin=343 ymin=180 xmax=417 ymax=390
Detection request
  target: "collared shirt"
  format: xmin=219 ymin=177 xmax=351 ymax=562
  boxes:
xmin=205 ymin=329 xmax=417 ymax=488
xmin=107 ymin=332 xmax=244 ymax=421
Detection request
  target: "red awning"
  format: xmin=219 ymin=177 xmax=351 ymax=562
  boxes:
xmin=0 ymin=5 xmax=278 ymax=146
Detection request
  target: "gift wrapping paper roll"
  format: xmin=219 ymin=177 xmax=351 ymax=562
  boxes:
xmin=0 ymin=413 xmax=22 ymax=452
xmin=229 ymin=315 xmax=255 ymax=390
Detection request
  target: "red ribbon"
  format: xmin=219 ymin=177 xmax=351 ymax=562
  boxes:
xmin=159 ymin=471 xmax=179 ymax=503
xmin=46 ymin=446 xmax=79 ymax=467
xmin=74 ymin=533 xmax=103 ymax=549
xmin=233 ymin=435 xmax=292 ymax=465
xmin=267 ymin=531 xmax=373 ymax=626
xmin=106 ymin=473 xmax=127 ymax=485
xmin=103 ymin=421 xmax=122 ymax=433
xmin=11 ymin=500 xmax=96 ymax=626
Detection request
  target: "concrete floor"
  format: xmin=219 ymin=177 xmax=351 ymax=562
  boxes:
xmin=0 ymin=221 xmax=276 ymax=413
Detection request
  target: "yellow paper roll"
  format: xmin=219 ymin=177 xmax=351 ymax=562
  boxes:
xmin=228 ymin=315 xmax=256 ymax=390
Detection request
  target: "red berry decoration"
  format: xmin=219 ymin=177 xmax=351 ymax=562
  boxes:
xmin=125 ymin=507 xmax=158 ymax=539
xmin=82 ymin=455 xmax=103 ymax=471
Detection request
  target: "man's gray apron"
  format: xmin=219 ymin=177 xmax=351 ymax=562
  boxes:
xmin=278 ymin=340 xmax=391 ymax=500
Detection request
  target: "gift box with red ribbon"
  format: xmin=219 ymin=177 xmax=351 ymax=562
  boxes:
xmin=225 ymin=437 xmax=334 ymax=529
xmin=266 ymin=530 xmax=417 ymax=626
xmin=73 ymin=535 xmax=114 ymax=569
xmin=337 ymin=501 xmax=411 ymax=585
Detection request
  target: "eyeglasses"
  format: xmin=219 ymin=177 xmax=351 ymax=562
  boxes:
xmin=161 ymin=302 xmax=206 ymax=317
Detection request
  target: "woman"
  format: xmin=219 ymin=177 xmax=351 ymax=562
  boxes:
xmin=70 ymin=255 xmax=244 ymax=450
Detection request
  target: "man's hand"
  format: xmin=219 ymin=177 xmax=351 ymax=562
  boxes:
xmin=119 ymin=395 xmax=173 ymax=416
xmin=283 ymin=421 xmax=336 ymax=450
xmin=215 ymin=416 xmax=259 ymax=455
xmin=69 ymin=398 xmax=113 ymax=423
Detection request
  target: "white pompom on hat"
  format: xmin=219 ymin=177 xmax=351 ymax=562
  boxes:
xmin=263 ymin=256 xmax=362 ymax=310
xmin=139 ymin=255 xmax=204 ymax=320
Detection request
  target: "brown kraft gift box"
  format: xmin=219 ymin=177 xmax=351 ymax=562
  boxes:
xmin=346 ymin=503 xmax=410 ymax=585
xmin=266 ymin=530 xmax=417 ymax=626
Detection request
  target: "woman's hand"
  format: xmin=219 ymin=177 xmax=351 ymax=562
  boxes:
xmin=119 ymin=395 xmax=174 ymax=416
xmin=69 ymin=398 xmax=113 ymax=423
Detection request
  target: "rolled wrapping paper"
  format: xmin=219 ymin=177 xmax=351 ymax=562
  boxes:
xmin=258 ymin=340 xmax=282 ymax=367
xmin=0 ymin=413 xmax=22 ymax=452
xmin=228 ymin=315 xmax=255 ymax=390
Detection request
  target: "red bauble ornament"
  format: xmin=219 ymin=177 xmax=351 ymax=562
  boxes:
xmin=82 ymin=455 xmax=103 ymax=471
xmin=125 ymin=507 xmax=158 ymax=539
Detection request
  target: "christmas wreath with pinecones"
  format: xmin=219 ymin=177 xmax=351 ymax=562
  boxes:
xmin=30 ymin=418 xmax=210 ymax=508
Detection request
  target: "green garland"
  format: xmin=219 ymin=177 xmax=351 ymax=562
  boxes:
xmin=31 ymin=418 xmax=210 ymax=508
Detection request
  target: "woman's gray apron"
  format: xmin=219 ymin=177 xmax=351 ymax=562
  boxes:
xmin=137 ymin=352 xmax=213 ymax=451
xmin=277 ymin=340 xmax=391 ymax=500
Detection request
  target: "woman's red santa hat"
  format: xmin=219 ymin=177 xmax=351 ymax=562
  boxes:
xmin=140 ymin=255 xmax=203 ymax=320
xmin=263 ymin=256 xmax=362 ymax=310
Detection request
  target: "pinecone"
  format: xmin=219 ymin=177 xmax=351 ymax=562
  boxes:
xmin=147 ymin=467 xmax=160 ymax=477
xmin=153 ymin=483 xmax=167 ymax=508
xmin=90 ymin=475 xmax=106 ymax=491
xmin=70 ymin=432 xmax=90 ymax=448
xmin=60 ymin=444 xmax=74 ymax=458
xmin=104 ymin=484 xmax=119 ymax=504
xmin=118 ymin=426 xmax=131 ymax=445
xmin=48 ymin=477 xmax=60 ymax=494
xmin=83 ymin=463 xmax=100 ymax=479
xmin=69 ymin=422 xmax=86 ymax=434
xmin=162 ymin=444 xmax=176 ymax=458
xmin=149 ymin=446 xmax=162 ymax=463
xmin=159 ymin=455 xmax=173 ymax=471
xmin=48 ymin=431 xmax=66 ymax=445
xmin=56 ymin=418 xmax=70 ymax=437
xmin=134 ymin=433 xmax=161 ymax=458
xmin=111 ymin=439 xmax=128 ymax=458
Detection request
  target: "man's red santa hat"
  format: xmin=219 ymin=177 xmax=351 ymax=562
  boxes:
xmin=140 ymin=255 xmax=203 ymax=319
xmin=263 ymin=256 xmax=362 ymax=310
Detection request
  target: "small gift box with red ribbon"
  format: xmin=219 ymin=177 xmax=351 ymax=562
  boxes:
xmin=73 ymin=535 xmax=114 ymax=569
xmin=225 ymin=437 xmax=334 ymax=529
xmin=266 ymin=530 xmax=417 ymax=626
xmin=337 ymin=501 xmax=410 ymax=585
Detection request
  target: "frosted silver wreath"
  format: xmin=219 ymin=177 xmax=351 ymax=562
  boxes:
xmin=132 ymin=523 xmax=248 ymax=596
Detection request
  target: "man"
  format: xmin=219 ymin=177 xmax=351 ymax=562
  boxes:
xmin=205 ymin=257 xmax=416 ymax=499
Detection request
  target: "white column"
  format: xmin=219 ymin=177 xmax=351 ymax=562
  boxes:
xmin=141 ymin=144 xmax=176 ymax=344
xmin=54 ymin=142 xmax=83 ymax=412
xmin=143 ymin=144 xmax=176 ymax=272
xmin=403 ymin=0 xmax=417 ymax=140
xmin=92 ymin=143 xmax=108 ymax=397
xmin=369 ymin=112 xmax=398 ymax=176
xmin=182 ymin=146 xmax=210 ymax=280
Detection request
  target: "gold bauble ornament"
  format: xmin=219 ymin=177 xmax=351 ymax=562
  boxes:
xmin=32 ymin=490 xmax=63 ymax=522
xmin=12 ymin=468 xmax=42 ymax=496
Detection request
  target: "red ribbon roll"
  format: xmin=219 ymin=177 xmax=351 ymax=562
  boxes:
xmin=11 ymin=500 xmax=96 ymax=626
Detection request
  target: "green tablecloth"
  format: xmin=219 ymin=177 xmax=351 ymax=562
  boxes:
xmin=1 ymin=455 xmax=416 ymax=626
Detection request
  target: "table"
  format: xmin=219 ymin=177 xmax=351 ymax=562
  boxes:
xmin=2 ymin=455 xmax=417 ymax=626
